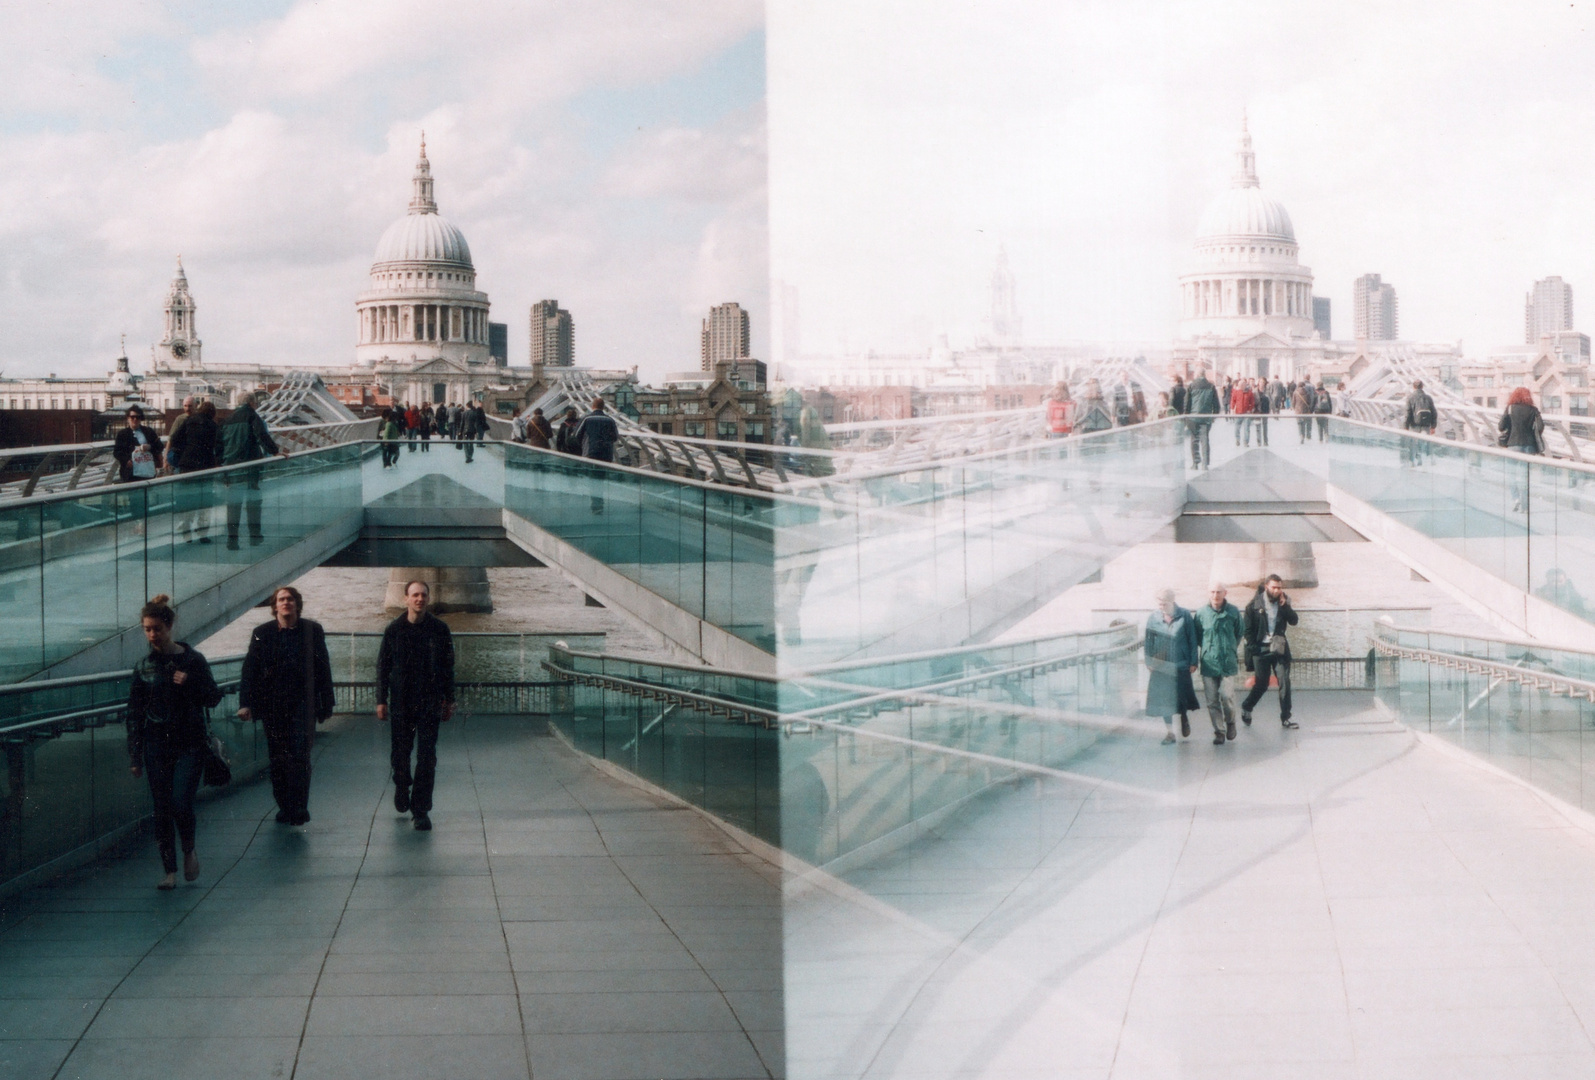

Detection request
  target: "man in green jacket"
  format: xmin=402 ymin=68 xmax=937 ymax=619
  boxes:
xmin=1193 ymin=582 xmax=1244 ymax=743
xmin=219 ymin=393 xmax=287 ymax=550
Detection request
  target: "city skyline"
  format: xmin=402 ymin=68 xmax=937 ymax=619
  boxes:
xmin=0 ymin=1 xmax=767 ymax=382
xmin=768 ymin=0 xmax=1595 ymax=360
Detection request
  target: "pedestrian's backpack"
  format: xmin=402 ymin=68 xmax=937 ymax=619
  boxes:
xmin=1413 ymin=393 xmax=1435 ymax=429
xmin=1315 ymin=392 xmax=1333 ymax=415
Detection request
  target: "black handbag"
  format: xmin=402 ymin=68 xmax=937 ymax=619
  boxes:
xmin=201 ymin=729 xmax=232 ymax=787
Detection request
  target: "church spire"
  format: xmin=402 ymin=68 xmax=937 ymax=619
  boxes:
xmin=1231 ymin=111 xmax=1259 ymax=188
xmin=409 ymin=133 xmax=437 ymax=214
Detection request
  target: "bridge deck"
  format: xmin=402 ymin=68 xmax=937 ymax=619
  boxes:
xmin=0 ymin=716 xmax=782 ymax=1080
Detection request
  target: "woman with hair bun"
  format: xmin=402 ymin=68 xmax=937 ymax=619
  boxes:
xmin=127 ymin=594 xmax=222 ymax=889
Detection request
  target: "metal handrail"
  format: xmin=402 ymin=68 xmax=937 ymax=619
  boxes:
xmin=1371 ymin=635 xmax=1595 ymax=702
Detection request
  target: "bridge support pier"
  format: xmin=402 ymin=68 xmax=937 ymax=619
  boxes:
xmin=1209 ymin=541 xmax=1318 ymax=591
xmin=384 ymin=567 xmax=493 ymax=614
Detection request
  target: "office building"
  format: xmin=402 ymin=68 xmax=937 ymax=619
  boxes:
xmin=1352 ymin=273 xmax=1399 ymax=340
xmin=1313 ymin=296 xmax=1331 ymax=339
xmin=702 ymin=302 xmax=751 ymax=371
xmin=528 ymin=300 xmax=573 ymax=367
xmin=1526 ymin=276 xmax=1574 ymax=343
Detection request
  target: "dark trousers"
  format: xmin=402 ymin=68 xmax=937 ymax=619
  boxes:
xmin=225 ymin=467 xmax=263 ymax=546
xmin=464 ymin=437 xmax=476 ymax=463
xmin=145 ymin=744 xmax=204 ymax=873
xmin=1188 ymin=419 xmax=1213 ymax=468
xmin=1316 ymin=415 xmax=1329 ymax=440
xmin=391 ymin=708 xmax=442 ymax=813
xmin=262 ymin=714 xmax=314 ymax=818
xmin=1241 ymin=653 xmax=1293 ymax=722
xmin=420 ymin=431 xmax=430 ymax=452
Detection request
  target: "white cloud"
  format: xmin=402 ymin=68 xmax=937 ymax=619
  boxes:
xmin=769 ymin=0 xmax=1595 ymax=357
xmin=0 ymin=1 xmax=767 ymax=382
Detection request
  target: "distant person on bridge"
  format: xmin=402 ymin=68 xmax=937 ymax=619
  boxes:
xmin=1252 ymin=378 xmax=1271 ymax=446
xmin=525 ymin=408 xmax=553 ymax=449
xmin=1230 ymin=379 xmax=1256 ymax=447
xmin=1074 ymin=380 xmax=1114 ymax=434
xmin=1185 ymin=368 xmax=1220 ymax=470
xmin=113 ymin=404 xmax=164 ymax=483
xmin=1145 ymin=588 xmax=1200 ymax=745
xmin=434 ymin=403 xmax=451 ymax=441
xmin=1536 ymin=568 xmax=1588 ymax=619
xmin=378 ymin=408 xmax=401 ymax=468
xmin=419 ymin=404 xmax=434 ymax=452
xmin=1045 ymin=382 xmax=1074 ymax=437
xmin=1241 ymin=574 xmax=1299 ymax=730
xmin=220 ymin=393 xmax=288 ymax=550
xmin=1168 ymin=374 xmax=1187 ymax=416
xmin=404 ymin=404 xmax=420 ymax=452
xmin=169 ymin=400 xmax=221 ymax=544
xmin=462 ymin=401 xmax=489 ymax=463
xmin=555 ymin=406 xmax=582 ymax=454
xmin=126 ymin=594 xmax=222 ymax=890
xmin=1292 ymin=381 xmax=1314 ymax=444
xmin=376 ymin=580 xmax=456 ymax=832
xmin=1313 ymin=382 xmax=1333 ymax=441
xmin=1500 ymin=386 xmax=1544 ymax=456
xmin=1403 ymin=380 xmax=1437 ymax=436
xmin=574 ymin=397 xmax=621 ymax=462
xmin=239 ymin=586 xmax=334 ymax=826
xmin=162 ymin=396 xmax=196 ymax=476
xmin=1193 ymin=583 xmax=1245 ymax=745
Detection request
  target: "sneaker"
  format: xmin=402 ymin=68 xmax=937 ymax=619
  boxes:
xmin=1226 ymin=720 xmax=1237 ymax=740
xmin=1282 ymin=717 xmax=1299 ymax=729
xmin=413 ymin=812 xmax=432 ymax=831
xmin=1180 ymin=715 xmax=1190 ymax=738
xmin=1213 ymin=732 xmax=1226 ymax=745
xmin=183 ymin=851 xmax=200 ymax=882
xmin=394 ymin=788 xmax=410 ymax=814
xmin=1241 ymin=712 xmax=1252 ymax=726
xmin=1161 ymin=732 xmax=1176 ymax=745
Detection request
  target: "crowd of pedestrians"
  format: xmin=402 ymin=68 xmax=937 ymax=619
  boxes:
xmin=126 ymin=578 xmax=459 ymax=886
xmin=376 ymin=400 xmax=491 ymax=467
xmin=1145 ymin=574 xmax=1298 ymax=746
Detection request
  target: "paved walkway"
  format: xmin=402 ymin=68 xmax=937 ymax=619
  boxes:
xmin=0 ymin=716 xmax=782 ymax=1080
xmin=785 ymin=691 xmax=1595 ymax=1079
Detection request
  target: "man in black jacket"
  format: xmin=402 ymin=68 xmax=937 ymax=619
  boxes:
xmin=376 ymin=580 xmax=456 ymax=831
xmin=239 ymin=586 xmax=335 ymax=825
xmin=1240 ymin=574 xmax=1300 ymax=729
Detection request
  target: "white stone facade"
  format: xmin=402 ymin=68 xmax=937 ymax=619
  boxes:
xmin=354 ymin=138 xmax=491 ymax=368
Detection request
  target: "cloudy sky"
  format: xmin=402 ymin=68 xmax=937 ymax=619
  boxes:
xmin=0 ymin=0 xmax=765 ymax=382
xmin=9 ymin=2 xmax=1594 ymax=382
xmin=769 ymin=0 xmax=1595 ymax=359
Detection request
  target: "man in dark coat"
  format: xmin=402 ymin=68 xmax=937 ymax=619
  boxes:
xmin=1240 ymin=574 xmax=1300 ymax=729
xmin=376 ymin=580 xmax=456 ymax=831
xmin=1145 ymin=588 xmax=1200 ymax=744
xmin=239 ymin=586 xmax=335 ymax=825
xmin=573 ymin=397 xmax=621 ymax=462
xmin=219 ymin=394 xmax=287 ymax=550
xmin=1184 ymin=369 xmax=1220 ymax=469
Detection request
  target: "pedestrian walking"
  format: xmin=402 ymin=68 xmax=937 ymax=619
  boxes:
xmin=1046 ymin=382 xmax=1075 ymax=437
xmin=376 ymin=580 xmax=456 ymax=832
xmin=462 ymin=401 xmax=487 ymax=462
xmin=573 ymin=397 xmax=621 ymax=462
xmin=168 ymin=400 xmax=221 ymax=544
xmin=1145 ymin=588 xmax=1200 ymax=745
xmin=163 ymin=397 xmax=197 ymax=476
xmin=1185 ymin=368 xmax=1220 ymax=469
xmin=1075 ymin=380 xmax=1115 ymax=434
xmin=1169 ymin=374 xmax=1187 ymax=416
xmin=1292 ymin=382 xmax=1313 ymax=443
xmin=1403 ymin=379 xmax=1437 ymax=436
xmin=219 ymin=393 xmax=287 ymax=550
xmin=239 ymin=586 xmax=335 ymax=826
xmin=1253 ymin=380 xmax=1271 ymax=446
xmin=555 ymin=406 xmax=583 ymax=453
xmin=1193 ymin=584 xmax=1245 ymax=744
xmin=405 ymin=404 xmax=420 ymax=452
xmin=1240 ymin=574 xmax=1299 ymax=729
xmin=379 ymin=408 xmax=402 ymax=467
xmin=435 ymin=403 xmax=452 ymax=442
xmin=1500 ymin=386 xmax=1545 ymax=511
xmin=1230 ymin=379 xmax=1256 ymax=446
xmin=113 ymin=404 xmax=165 ymax=483
xmin=126 ymin=594 xmax=222 ymax=889
xmin=419 ymin=404 xmax=434 ymax=452
xmin=1313 ymin=382 xmax=1332 ymax=440
xmin=526 ymin=407 xmax=554 ymax=449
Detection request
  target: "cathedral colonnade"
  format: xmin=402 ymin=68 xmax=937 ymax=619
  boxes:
xmin=361 ymin=303 xmax=489 ymax=345
xmin=1184 ymin=278 xmax=1312 ymax=319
